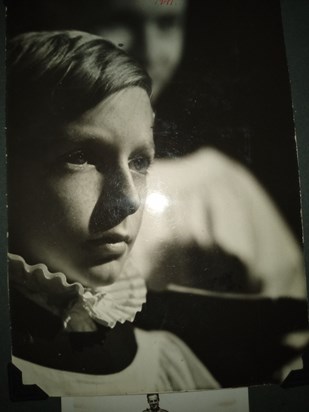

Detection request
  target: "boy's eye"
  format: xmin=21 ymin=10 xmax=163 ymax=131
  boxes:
xmin=64 ymin=150 xmax=89 ymax=165
xmin=129 ymin=156 xmax=152 ymax=174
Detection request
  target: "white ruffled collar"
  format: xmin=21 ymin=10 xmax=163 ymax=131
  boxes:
xmin=8 ymin=253 xmax=147 ymax=332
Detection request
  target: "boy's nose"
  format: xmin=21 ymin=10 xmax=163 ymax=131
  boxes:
xmin=90 ymin=168 xmax=142 ymax=232
xmin=114 ymin=168 xmax=141 ymax=216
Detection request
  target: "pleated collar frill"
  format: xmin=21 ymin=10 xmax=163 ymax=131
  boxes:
xmin=8 ymin=253 xmax=147 ymax=332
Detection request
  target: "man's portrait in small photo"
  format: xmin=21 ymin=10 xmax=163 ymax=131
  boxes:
xmin=144 ymin=393 xmax=168 ymax=412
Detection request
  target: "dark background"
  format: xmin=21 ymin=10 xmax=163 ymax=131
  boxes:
xmin=1 ymin=0 xmax=309 ymax=410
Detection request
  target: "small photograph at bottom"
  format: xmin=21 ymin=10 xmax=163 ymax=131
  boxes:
xmin=62 ymin=388 xmax=249 ymax=412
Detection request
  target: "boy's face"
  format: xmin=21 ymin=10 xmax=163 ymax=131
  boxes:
xmin=9 ymin=87 xmax=154 ymax=289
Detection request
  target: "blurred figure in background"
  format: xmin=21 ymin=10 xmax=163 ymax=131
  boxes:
xmin=90 ymin=0 xmax=187 ymax=101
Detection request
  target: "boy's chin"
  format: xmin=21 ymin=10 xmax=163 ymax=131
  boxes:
xmin=81 ymin=259 xmax=126 ymax=289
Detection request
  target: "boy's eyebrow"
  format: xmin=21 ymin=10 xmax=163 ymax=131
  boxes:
xmin=131 ymin=142 xmax=156 ymax=157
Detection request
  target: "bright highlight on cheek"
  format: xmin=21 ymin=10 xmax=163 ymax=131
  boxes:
xmin=145 ymin=191 xmax=170 ymax=214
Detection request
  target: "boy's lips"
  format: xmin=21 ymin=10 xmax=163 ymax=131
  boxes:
xmin=86 ymin=232 xmax=131 ymax=246
xmin=84 ymin=233 xmax=131 ymax=263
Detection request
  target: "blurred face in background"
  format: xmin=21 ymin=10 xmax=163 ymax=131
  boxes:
xmin=93 ymin=0 xmax=188 ymax=100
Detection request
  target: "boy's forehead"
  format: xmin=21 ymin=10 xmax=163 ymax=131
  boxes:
xmin=54 ymin=89 xmax=153 ymax=149
xmin=15 ymin=88 xmax=154 ymax=155
xmin=74 ymin=88 xmax=154 ymax=131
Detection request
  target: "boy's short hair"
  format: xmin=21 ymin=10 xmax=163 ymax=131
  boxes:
xmin=7 ymin=30 xmax=152 ymax=150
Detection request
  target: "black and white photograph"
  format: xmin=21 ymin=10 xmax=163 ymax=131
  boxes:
xmin=62 ymin=389 xmax=249 ymax=412
xmin=5 ymin=0 xmax=309 ymax=398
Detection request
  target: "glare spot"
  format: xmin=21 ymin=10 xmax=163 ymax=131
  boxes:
xmin=146 ymin=191 xmax=170 ymax=214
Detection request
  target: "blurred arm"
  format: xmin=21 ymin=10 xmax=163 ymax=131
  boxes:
xmin=132 ymin=148 xmax=306 ymax=298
